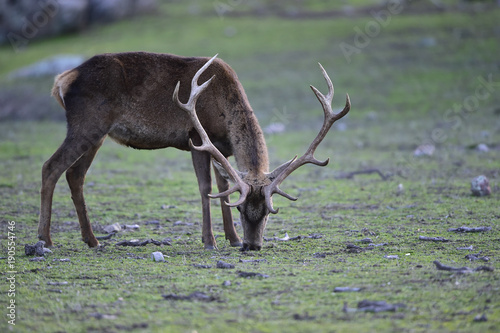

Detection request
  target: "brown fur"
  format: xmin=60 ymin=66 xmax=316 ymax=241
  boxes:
xmin=39 ymin=52 xmax=269 ymax=250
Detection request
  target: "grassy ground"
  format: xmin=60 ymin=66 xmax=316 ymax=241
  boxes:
xmin=1 ymin=1 xmax=500 ymax=332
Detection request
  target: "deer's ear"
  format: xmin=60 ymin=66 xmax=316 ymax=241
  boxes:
xmin=265 ymin=157 xmax=296 ymax=181
xmin=212 ymin=160 xmax=246 ymax=183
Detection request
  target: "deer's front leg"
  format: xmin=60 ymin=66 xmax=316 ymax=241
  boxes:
xmin=214 ymin=166 xmax=242 ymax=247
xmin=191 ymin=147 xmax=217 ymax=250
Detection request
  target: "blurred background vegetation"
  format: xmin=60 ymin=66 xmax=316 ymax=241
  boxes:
xmin=1 ymin=0 xmax=499 ymax=127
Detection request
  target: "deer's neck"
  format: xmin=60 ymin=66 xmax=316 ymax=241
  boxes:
xmin=231 ymin=109 xmax=269 ymax=175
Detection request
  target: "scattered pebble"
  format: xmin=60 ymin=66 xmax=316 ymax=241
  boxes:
xmin=216 ymin=260 xmax=235 ymax=269
xmin=123 ymin=224 xmax=140 ymax=230
xmin=476 ymin=143 xmax=489 ymax=152
xmin=355 ymin=238 xmax=372 ymax=244
xmin=151 ymin=251 xmax=165 ymax=262
xmin=162 ymin=291 xmax=218 ymax=302
xmin=173 ymin=220 xmax=193 ymax=226
xmin=29 ymin=257 xmax=46 ymax=262
xmin=473 ymin=314 xmax=488 ymax=322
xmin=25 ymin=241 xmax=51 ymax=256
xmin=471 ymin=175 xmax=491 ymax=197
xmin=239 ymin=259 xmax=267 ymax=263
xmin=238 ymin=271 xmax=269 ymax=278
xmin=449 ymin=226 xmax=491 ymax=233
xmin=334 ymin=287 xmax=361 ymax=292
xmin=357 ymin=300 xmax=406 ymax=313
xmin=47 ymin=289 xmax=62 ymax=293
xmin=418 ymin=36 xmax=436 ymax=47
xmin=384 ymin=255 xmax=399 ymax=259
xmin=47 ymin=281 xmax=68 ymax=286
xmin=222 ymin=280 xmax=232 ymax=287
xmin=89 ymin=312 xmax=118 ymax=320
xmin=465 ymin=251 xmax=489 ymax=262
xmin=419 ymin=236 xmax=449 ymax=242
xmin=457 ymin=245 xmax=474 ymax=250
xmin=414 ymin=144 xmax=435 ymax=157
xmin=103 ymin=223 xmax=121 ymax=234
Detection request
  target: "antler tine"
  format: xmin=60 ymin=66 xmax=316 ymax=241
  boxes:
xmin=263 ymin=63 xmax=351 ymax=214
xmin=173 ymin=54 xmax=250 ymax=206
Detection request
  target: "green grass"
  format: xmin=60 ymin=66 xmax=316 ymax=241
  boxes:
xmin=1 ymin=1 xmax=500 ymax=332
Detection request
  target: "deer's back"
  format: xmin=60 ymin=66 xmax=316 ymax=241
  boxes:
xmin=55 ymin=52 xmax=244 ymax=153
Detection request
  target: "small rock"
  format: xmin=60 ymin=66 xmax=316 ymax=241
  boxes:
xmin=123 ymin=224 xmax=140 ymax=230
xmin=356 ymin=238 xmax=372 ymax=244
xmin=216 ymin=260 xmax=235 ymax=269
xmin=414 ymin=144 xmax=435 ymax=157
xmin=238 ymin=271 xmax=269 ymax=278
xmin=222 ymin=280 xmax=232 ymax=287
xmin=476 ymin=143 xmax=489 ymax=152
xmin=29 ymin=257 xmax=46 ymax=262
xmin=173 ymin=220 xmax=193 ymax=226
xmin=471 ymin=175 xmax=491 ymax=197
xmin=103 ymin=223 xmax=122 ymax=234
xmin=25 ymin=241 xmax=50 ymax=256
xmin=473 ymin=314 xmax=488 ymax=322
xmin=384 ymin=255 xmax=399 ymax=259
xmin=357 ymin=299 xmax=406 ymax=312
xmin=151 ymin=251 xmax=165 ymax=262
xmin=418 ymin=36 xmax=436 ymax=47
xmin=47 ymin=281 xmax=68 ymax=286
xmin=334 ymin=287 xmax=361 ymax=292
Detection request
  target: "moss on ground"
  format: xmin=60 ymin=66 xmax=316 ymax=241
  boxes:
xmin=1 ymin=1 xmax=499 ymax=332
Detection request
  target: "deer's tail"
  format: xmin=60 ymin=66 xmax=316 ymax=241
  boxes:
xmin=51 ymin=69 xmax=79 ymax=110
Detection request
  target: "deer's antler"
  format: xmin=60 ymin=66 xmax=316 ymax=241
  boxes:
xmin=172 ymin=54 xmax=250 ymax=207
xmin=263 ymin=63 xmax=351 ymax=214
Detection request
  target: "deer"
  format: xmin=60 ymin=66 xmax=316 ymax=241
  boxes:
xmin=38 ymin=52 xmax=350 ymax=251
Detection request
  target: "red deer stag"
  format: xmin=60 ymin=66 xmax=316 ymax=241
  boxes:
xmin=39 ymin=53 xmax=350 ymax=251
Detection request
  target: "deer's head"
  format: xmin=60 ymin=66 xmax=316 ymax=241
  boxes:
xmin=173 ymin=55 xmax=350 ymax=251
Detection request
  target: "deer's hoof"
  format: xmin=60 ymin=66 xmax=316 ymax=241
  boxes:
xmin=38 ymin=235 xmax=53 ymax=248
xmin=230 ymin=241 xmax=243 ymax=247
xmin=84 ymin=237 xmax=100 ymax=248
xmin=204 ymin=244 xmax=217 ymax=251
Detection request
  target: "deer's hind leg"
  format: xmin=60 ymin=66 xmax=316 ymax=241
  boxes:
xmin=65 ymin=137 xmax=106 ymax=247
xmin=38 ymin=131 xmax=106 ymax=247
